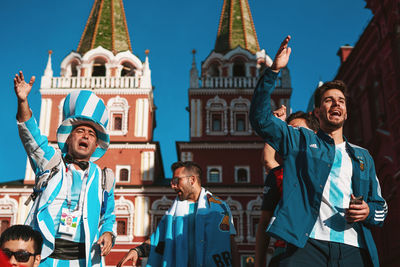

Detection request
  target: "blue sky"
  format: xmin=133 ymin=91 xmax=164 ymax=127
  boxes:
xmin=0 ymin=0 xmax=372 ymax=181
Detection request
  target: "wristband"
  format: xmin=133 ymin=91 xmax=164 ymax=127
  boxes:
xmin=133 ymin=242 xmax=150 ymax=257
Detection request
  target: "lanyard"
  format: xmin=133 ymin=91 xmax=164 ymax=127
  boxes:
xmin=66 ymin=165 xmax=89 ymax=212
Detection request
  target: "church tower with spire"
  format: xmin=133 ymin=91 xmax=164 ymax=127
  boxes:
xmin=29 ymin=0 xmax=163 ymax=186
xmin=178 ymin=0 xmax=292 ymax=263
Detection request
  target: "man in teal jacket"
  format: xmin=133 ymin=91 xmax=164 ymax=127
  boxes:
xmin=250 ymin=36 xmax=387 ymax=267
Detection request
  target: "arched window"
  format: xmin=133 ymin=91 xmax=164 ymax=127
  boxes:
xmin=117 ymin=220 xmax=127 ymax=235
xmin=92 ymin=58 xmax=107 ymax=77
xmin=233 ymin=59 xmax=245 ymax=77
xmin=210 ymin=169 xmax=220 ymax=181
xmin=208 ymin=62 xmax=220 ymax=77
xmin=71 ymin=61 xmax=79 ymax=77
xmin=235 ymin=114 xmax=246 ymax=132
xmin=0 ymin=196 xmax=18 ymax=233
xmin=237 ymin=168 xmax=248 ymax=182
xmin=119 ymin=168 xmax=129 ymax=182
xmin=121 ymin=61 xmax=136 ymax=77
xmin=225 ymin=197 xmax=244 ymax=242
xmin=206 ymin=96 xmax=228 ymax=135
xmin=116 ymin=165 xmax=131 ymax=182
xmin=114 ymin=116 xmax=122 ymax=131
xmin=207 ymin=166 xmax=222 ymax=183
xmin=115 ymin=197 xmax=134 ymax=242
xmin=246 ymin=196 xmax=262 ymax=242
xmin=212 ymin=114 xmax=222 ymax=131
xmin=107 ymin=97 xmax=130 ymax=135
xmin=0 ymin=219 xmax=10 ymax=235
xmin=230 ymin=97 xmax=251 ymax=135
xmin=235 ymin=166 xmax=250 ymax=183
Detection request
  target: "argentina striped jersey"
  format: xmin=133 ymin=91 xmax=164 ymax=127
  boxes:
xmin=310 ymin=142 xmax=365 ymax=248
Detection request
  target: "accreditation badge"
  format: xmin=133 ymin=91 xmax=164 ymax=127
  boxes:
xmin=58 ymin=208 xmax=80 ymax=237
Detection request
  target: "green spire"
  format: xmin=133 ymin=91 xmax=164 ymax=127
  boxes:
xmin=77 ymin=0 xmax=132 ymax=55
xmin=214 ymin=0 xmax=260 ymax=54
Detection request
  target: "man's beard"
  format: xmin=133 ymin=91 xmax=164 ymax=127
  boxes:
xmin=320 ymin=115 xmax=345 ymax=131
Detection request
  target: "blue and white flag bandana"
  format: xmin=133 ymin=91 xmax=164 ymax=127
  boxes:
xmin=57 ymin=90 xmax=109 ymax=161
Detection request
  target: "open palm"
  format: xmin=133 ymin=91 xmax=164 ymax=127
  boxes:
xmin=271 ymin=35 xmax=292 ymax=72
xmin=14 ymin=71 xmax=35 ymax=101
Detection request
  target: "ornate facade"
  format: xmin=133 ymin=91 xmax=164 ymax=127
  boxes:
xmin=177 ymin=0 xmax=292 ymax=265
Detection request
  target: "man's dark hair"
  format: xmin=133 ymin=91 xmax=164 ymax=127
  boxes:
xmin=0 ymin=225 xmax=43 ymax=254
xmin=286 ymin=111 xmax=319 ymax=132
xmin=314 ymin=80 xmax=347 ymax=108
xmin=171 ymin=161 xmax=202 ymax=184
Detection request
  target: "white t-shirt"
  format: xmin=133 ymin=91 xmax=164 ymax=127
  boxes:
xmin=310 ymin=142 xmax=365 ymax=247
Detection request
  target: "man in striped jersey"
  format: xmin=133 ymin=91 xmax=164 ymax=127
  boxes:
xmin=14 ymin=71 xmax=116 ymax=267
xmin=250 ymin=36 xmax=387 ymax=267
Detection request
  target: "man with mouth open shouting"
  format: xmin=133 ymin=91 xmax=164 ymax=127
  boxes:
xmin=14 ymin=71 xmax=116 ymax=267
xmin=250 ymin=36 xmax=387 ymax=267
xmin=117 ymin=161 xmax=239 ymax=267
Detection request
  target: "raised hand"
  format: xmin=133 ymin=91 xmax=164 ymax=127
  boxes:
xmin=14 ymin=71 xmax=35 ymax=122
xmin=14 ymin=71 xmax=35 ymax=102
xmin=271 ymin=35 xmax=292 ymax=72
xmin=273 ymin=105 xmax=287 ymax=121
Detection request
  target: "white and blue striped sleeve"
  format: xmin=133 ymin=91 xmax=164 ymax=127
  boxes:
xmin=17 ymin=115 xmax=56 ymax=176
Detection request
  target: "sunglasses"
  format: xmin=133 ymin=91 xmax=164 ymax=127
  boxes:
xmin=2 ymin=249 xmax=36 ymax=262
xmin=171 ymin=175 xmax=193 ymax=185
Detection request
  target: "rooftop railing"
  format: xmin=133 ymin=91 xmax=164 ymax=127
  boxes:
xmin=200 ymin=76 xmax=258 ymax=89
xmin=49 ymin=76 xmax=141 ymax=89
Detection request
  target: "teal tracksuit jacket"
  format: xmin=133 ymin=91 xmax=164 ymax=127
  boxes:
xmin=249 ymin=68 xmax=387 ymax=267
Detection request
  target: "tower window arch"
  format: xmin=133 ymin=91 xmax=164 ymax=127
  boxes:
xmin=117 ymin=220 xmax=127 ymax=235
xmin=114 ymin=197 xmax=134 ymax=242
xmin=207 ymin=166 xmax=222 ymax=183
xmin=235 ymin=166 xmax=250 ymax=183
xmin=232 ymin=59 xmax=246 ymax=77
xmin=107 ymin=96 xmax=130 ymax=135
xmin=92 ymin=57 xmax=107 ymax=77
xmin=225 ymin=197 xmax=244 ymax=242
xmin=116 ymin=165 xmax=131 ymax=182
xmin=0 ymin=196 xmax=18 ymax=234
xmin=212 ymin=113 xmax=222 ymax=131
xmin=206 ymin=96 xmax=228 ymax=135
xmin=230 ymin=97 xmax=251 ymax=135
xmin=121 ymin=61 xmax=136 ymax=77
xmin=114 ymin=116 xmax=122 ymax=131
xmin=246 ymin=196 xmax=262 ymax=242
xmin=70 ymin=60 xmax=79 ymax=77
xmin=208 ymin=62 xmax=220 ymax=77
xmin=119 ymin=168 xmax=129 ymax=182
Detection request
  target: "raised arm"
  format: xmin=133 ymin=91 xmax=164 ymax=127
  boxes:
xmin=14 ymin=71 xmax=35 ymax=122
xmin=15 ymin=71 xmax=56 ymax=175
xmin=250 ymin=36 xmax=297 ymax=156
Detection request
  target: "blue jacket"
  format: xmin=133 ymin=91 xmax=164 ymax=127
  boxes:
xmin=249 ymin=68 xmax=387 ymax=267
xmin=147 ymin=188 xmax=236 ymax=267
xmin=18 ymin=116 xmax=116 ymax=267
